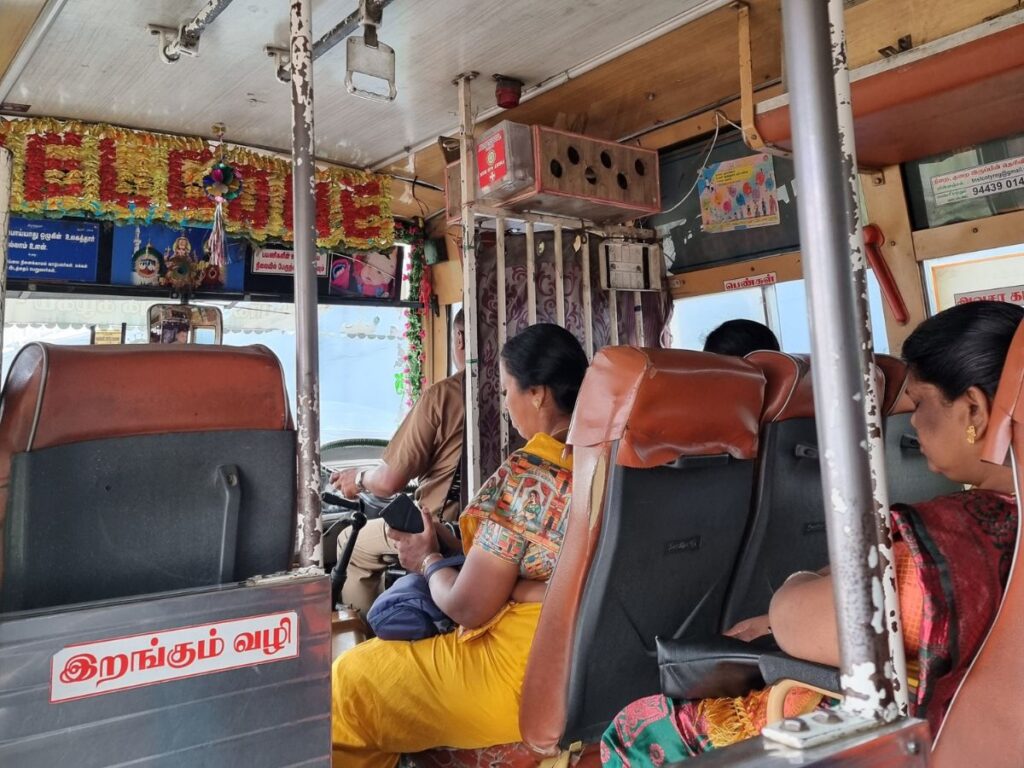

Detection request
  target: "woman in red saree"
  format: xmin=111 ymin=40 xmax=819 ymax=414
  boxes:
xmin=602 ymin=300 xmax=1022 ymax=766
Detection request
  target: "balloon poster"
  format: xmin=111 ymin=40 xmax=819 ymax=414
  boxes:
xmin=698 ymin=153 xmax=780 ymax=234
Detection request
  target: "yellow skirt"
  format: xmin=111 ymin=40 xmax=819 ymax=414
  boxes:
xmin=331 ymin=601 xmax=542 ymax=768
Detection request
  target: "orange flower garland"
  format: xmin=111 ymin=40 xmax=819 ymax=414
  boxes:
xmin=0 ymin=117 xmax=393 ymax=250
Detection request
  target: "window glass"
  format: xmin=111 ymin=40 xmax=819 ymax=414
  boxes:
xmin=2 ymin=295 xmax=411 ymax=443
xmin=668 ymin=287 xmax=766 ymax=350
xmin=775 ymin=271 xmax=890 ymax=354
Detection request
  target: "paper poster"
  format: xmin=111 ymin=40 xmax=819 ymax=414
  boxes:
xmin=7 ymin=217 xmax=100 ymax=282
xmin=111 ymin=222 xmax=245 ymax=291
xmin=929 ymin=250 xmax=1024 ymax=311
xmin=698 ymin=153 xmax=780 ymax=234
xmin=930 ymin=155 xmax=1024 ymax=206
xmin=252 ymin=247 xmax=328 ymax=277
xmin=329 ymin=248 xmax=400 ymax=299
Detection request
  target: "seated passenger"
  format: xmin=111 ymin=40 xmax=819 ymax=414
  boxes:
xmin=703 ymin=318 xmax=779 ymax=357
xmin=331 ymin=323 xmax=589 ymax=768
xmin=601 ymin=300 xmax=1022 ymax=766
xmin=332 ymin=309 xmax=465 ymax=619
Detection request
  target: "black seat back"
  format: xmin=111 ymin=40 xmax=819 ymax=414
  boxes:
xmin=554 ymin=347 xmax=765 ymax=746
xmin=0 ymin=343 xmax=295 ymax=613
xmin=721 ymin=351 xmax=827 ymax=629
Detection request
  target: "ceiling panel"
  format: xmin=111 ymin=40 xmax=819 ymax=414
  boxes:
xmin=4 ymin=0 xmax=716 ymax=167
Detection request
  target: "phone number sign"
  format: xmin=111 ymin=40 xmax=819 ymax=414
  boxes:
xmin=931 ymin=155 xmax=1024 ymax=206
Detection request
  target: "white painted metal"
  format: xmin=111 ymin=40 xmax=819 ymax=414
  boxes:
xmin=827 ymin=0 xmax=907 ymax=716
xmin=0 ymin=0 xmax=70 ymax=103
xmin=5 ymin=0 xmax=715 ymax=168
xmin=525 ymin=222 xmax=537 ymax=326
xmin=290 ymin=0 xmax=323 ymax=570
xmin=581 ymin=237 xmax=594 ymax=359
xmin=0 ymin=149 xmax=12 ymax=374
xmin=633 ymin=291 xmax=644 ymax=345
xmin=496 ymin=218 xmax=509 ymax=459
xmin=554 ymin=224 xmax=565 ymax=326
xmin=457 ymin=73 xmax=482 ymax=495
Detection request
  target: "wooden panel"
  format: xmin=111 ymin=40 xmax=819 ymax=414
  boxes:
xmin=0 ymin=1 xmax=46 ymax=87
xmin=860 ymin=168 xmax=928 ymax=355
xmin=912 ymin=208 xmax=1024 ymax=262
xmin=756 ymin=15 xmax=1024 ymax=168
xmin=668 ymin=251 xmax=802 ymax=298
xmin=431 ymin=259 xmax=464 ymax=305
xmin=845 ymin=0 xmax=1012 ymax=69
xmin=390 ymin=178 xmax=445 ymax=221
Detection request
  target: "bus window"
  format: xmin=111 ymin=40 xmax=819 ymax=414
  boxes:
xmin=668 ymin=269 xmax=890 ymax=354
xmin=668 ymin=286 xmax=767 ymax=350
xmin=775 ymin=271 xmax=890 ymax=354
xmin=923 ymin=242 xmax=1024 ymax=314
xmin=1 ymin=295 xmax=411 ymax=444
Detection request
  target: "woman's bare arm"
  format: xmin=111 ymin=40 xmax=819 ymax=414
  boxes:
xmin=768 ymin=572 xmax=840 ymax=666
xmin=427 ymin=547 xmax=520 ymax=628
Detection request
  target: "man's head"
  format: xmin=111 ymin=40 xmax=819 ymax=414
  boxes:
xmin=703 ymin=319 xmax=780 ymax=357
xmin=451 ymin=308 xmax=466 ymax=372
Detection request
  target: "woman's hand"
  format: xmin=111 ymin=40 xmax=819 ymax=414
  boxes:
xmin=388 ymin=506 xmax=440 ymax=572
xmin=724 ymin=614 xmax=772 ymax=641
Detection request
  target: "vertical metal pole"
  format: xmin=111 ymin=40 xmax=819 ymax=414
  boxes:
xmin=581 ymin=235 xmax=594 ymax=358
xmin=633 ymin=291 xmax=645 ymax=346
xmin=609 ymin=290 xmax=619 ymax=346
xmin=289 ymin=0 xmax=323 ymax=569
xmin=456 ymin=73 xmax=482 ymax=494
xmin=553 ymin=224 xmax=565 ymax=326
xmin=783 ymin=0 xmax=897 ymax=722
xmin=496 ymin=219 xmax=510 ymax=459
xmin=525 ymin=222 xmax=537 ymax=325
xmin=0 ymin=149 xmax=11 ymax=370
xmin=827 ymin=0 xmax=907 ymax=715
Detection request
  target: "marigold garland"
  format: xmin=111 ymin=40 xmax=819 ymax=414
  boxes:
xmin=0 ymin=117 xmax=393 ymax=250
xmin=395 ymin=219 xmax=428 ymax=405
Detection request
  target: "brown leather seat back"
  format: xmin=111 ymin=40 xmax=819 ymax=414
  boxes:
xmin=875 ymin=354 xmax=960 ymax=505
xmin=0 ymin=343 xmax=294 ymax=610
xmin=931 ymin=320 xmax=1024 ymax=766
xmin=721 ymin=351 xmax=822 ymax=628
xmin=520 ymin=346 xmax=764 ymax=754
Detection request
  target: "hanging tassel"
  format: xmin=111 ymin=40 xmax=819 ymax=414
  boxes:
xmin=206 ymin=199 xmax=227 ymax=280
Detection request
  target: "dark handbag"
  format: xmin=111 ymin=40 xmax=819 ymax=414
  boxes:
xmin=367 ymin=555 xmax=465 ymax=641
xmin=657 ymin=634 xmax=776 ymax=700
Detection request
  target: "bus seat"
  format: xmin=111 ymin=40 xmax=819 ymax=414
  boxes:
xmin=721 ymin=351 xmax=824 ymax=629
xmin=876 ymin=354 xmax=960 ymax=504
xmin=408 ymin=347 xmax=764 ymax=766
xmin=929 ymin=319 xmax=1024 ymax=767
xmin=528 ymin=346 xmax=765 ymax=751
xmin=0 ymin=343 xmax=295 ymax=613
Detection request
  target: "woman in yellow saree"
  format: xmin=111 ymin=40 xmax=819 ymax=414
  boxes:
xmin=331 ymin=323 xmax=589 ymax=768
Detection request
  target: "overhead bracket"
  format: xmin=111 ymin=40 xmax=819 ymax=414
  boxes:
xmin=148 ymin=25 xmax=192 ymax=65
xmin=345 ymin=0 xmax=397 ymax=102
xmin=265 ymin=46 xmax=290 ymax=85
xmin=733 ymin=2 xmax=765 ymax=150
xmin=878 ymin=35 xmax=913 ymax=58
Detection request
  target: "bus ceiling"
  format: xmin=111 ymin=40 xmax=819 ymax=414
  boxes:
xmin=2 ymin=0 xmax=1022 ymax=223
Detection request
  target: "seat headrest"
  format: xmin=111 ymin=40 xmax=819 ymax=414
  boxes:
xmin=0 ymin=343 xmax=292 ymax=458
xmin=875 ymin=354 xmax=914 ymax=416
xmin=745 ymin=351 xmax=813 ymax=423
xmin=567 ymin=346 xmax=764 ymax=467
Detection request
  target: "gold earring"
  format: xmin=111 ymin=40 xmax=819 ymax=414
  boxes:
xmin=966 ymin=425 xmax=977 ymax=445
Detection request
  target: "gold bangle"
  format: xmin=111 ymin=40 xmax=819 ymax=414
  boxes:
xmin=420 ymin=552 xmax=444 ymax=575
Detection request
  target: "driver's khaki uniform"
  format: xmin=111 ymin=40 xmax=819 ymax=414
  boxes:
xmin=337 ymin=368 xmax=464 ymax=615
